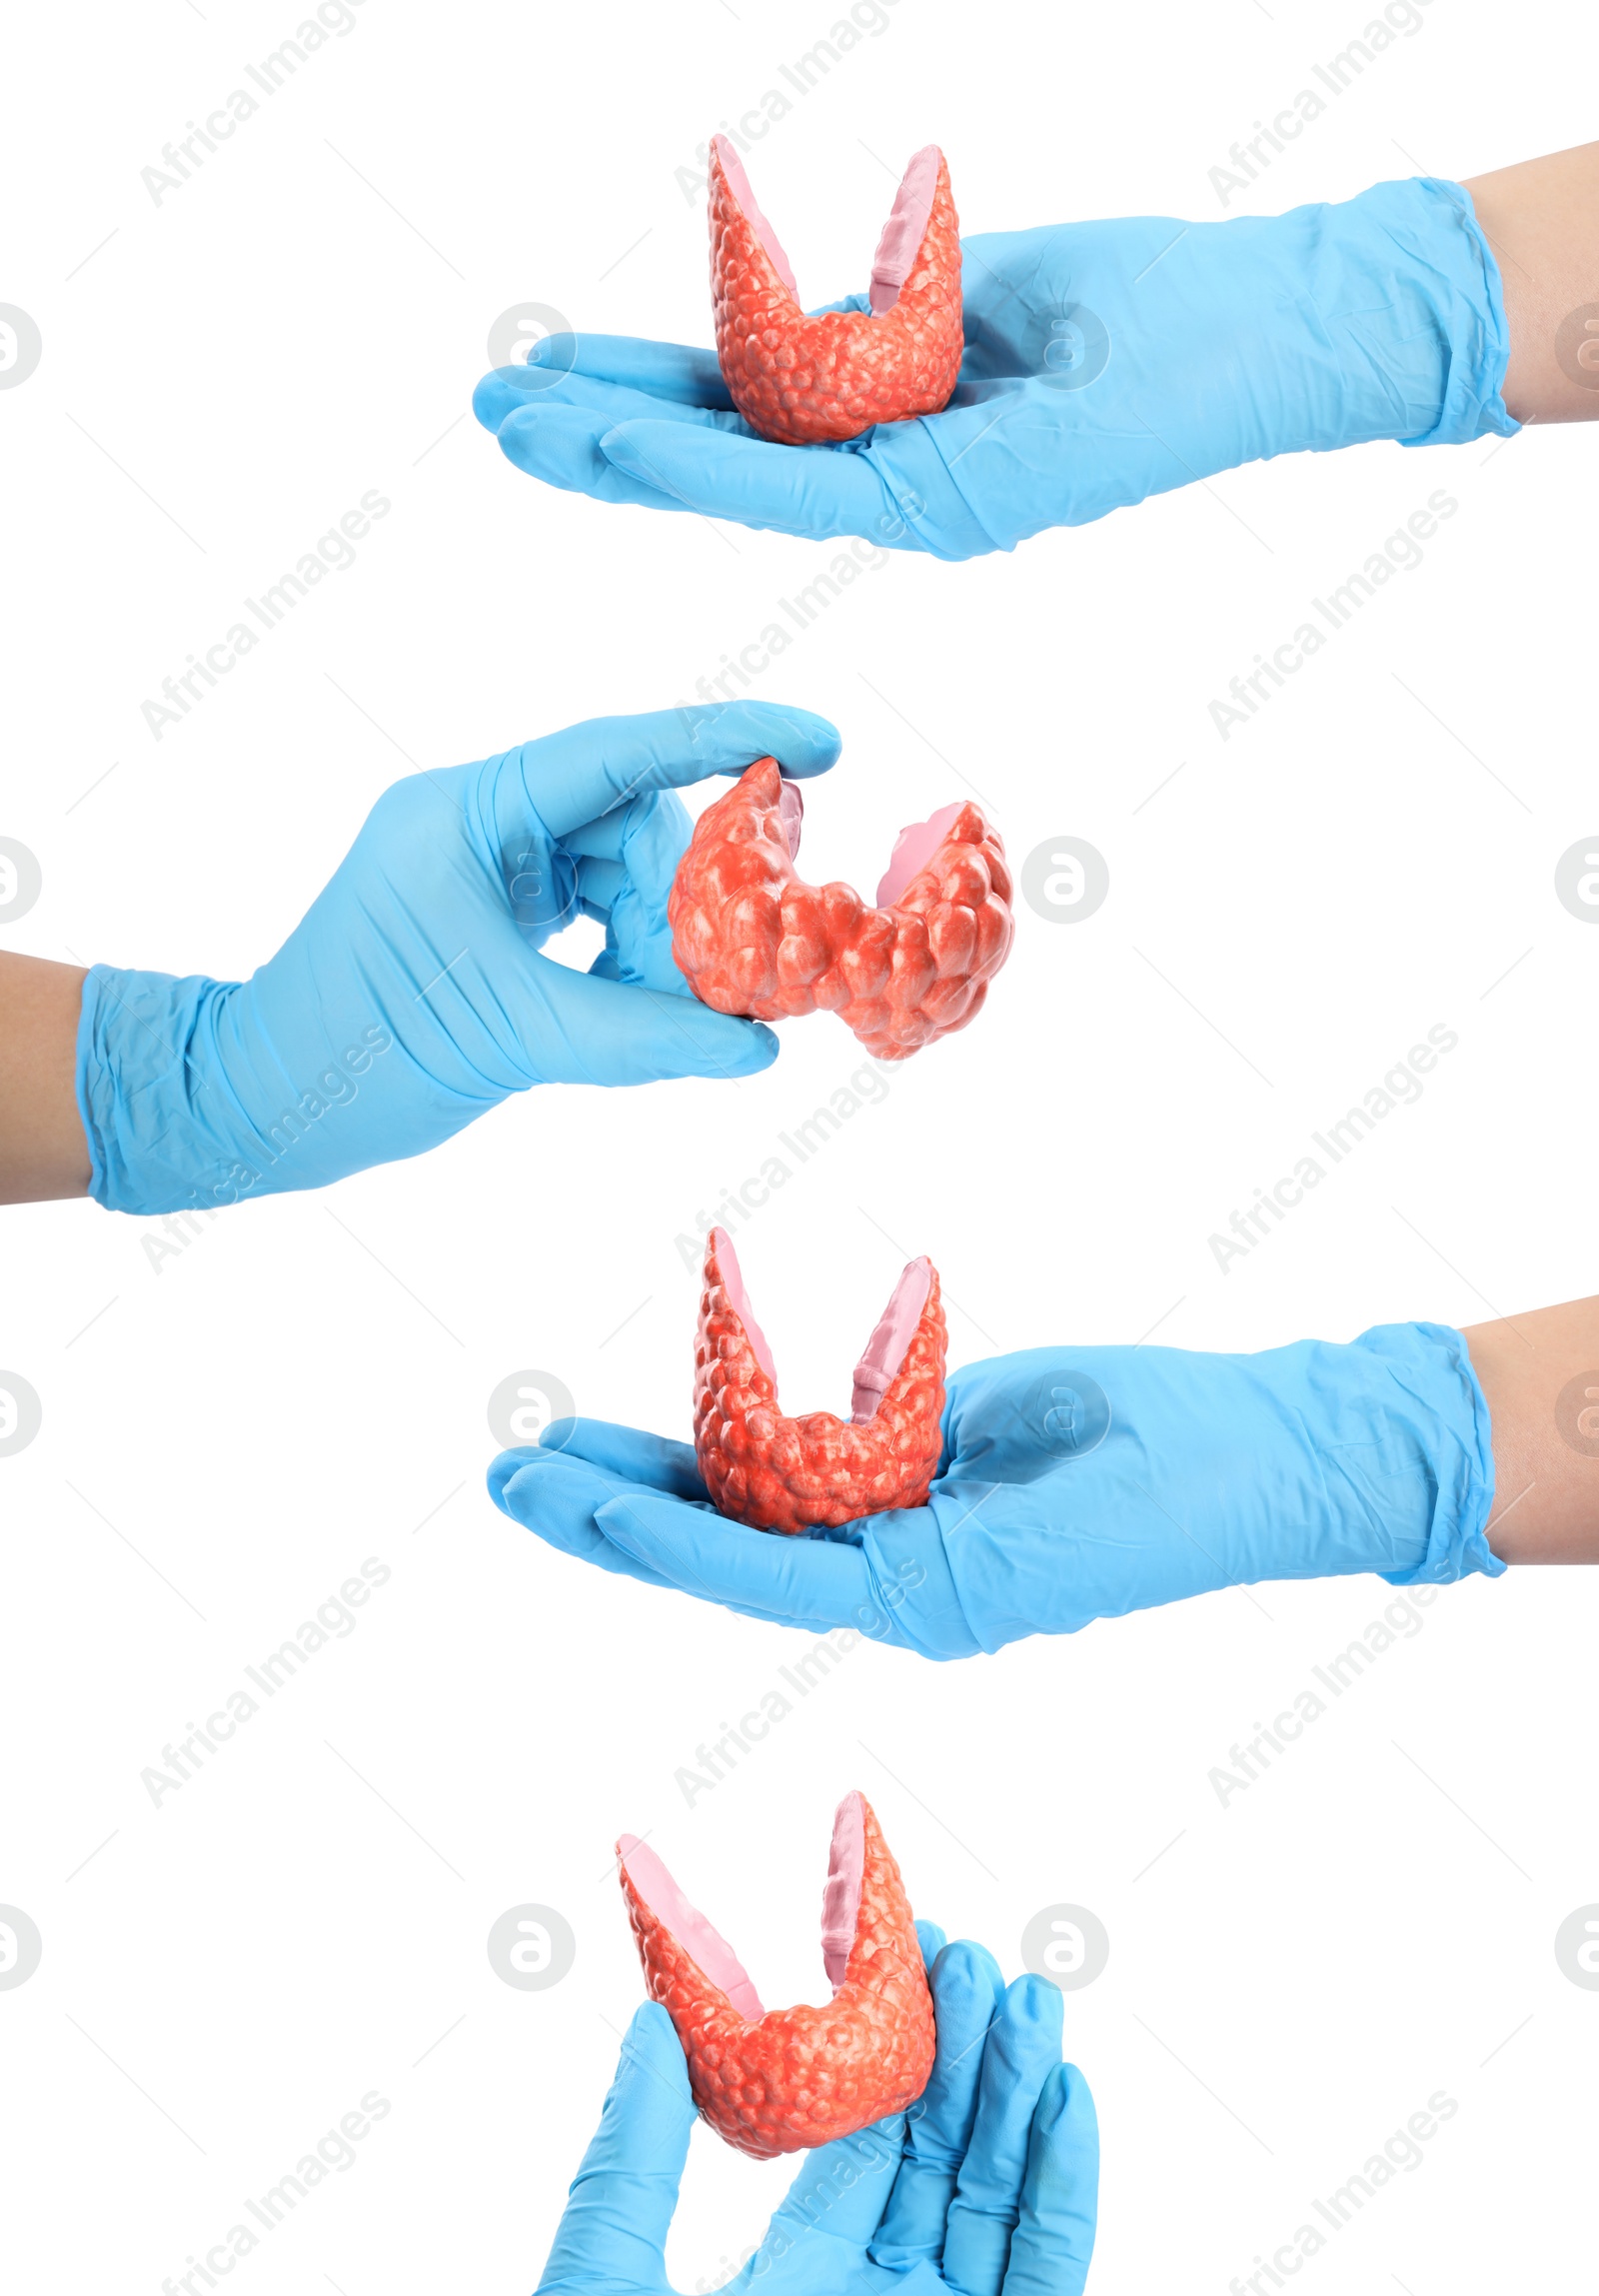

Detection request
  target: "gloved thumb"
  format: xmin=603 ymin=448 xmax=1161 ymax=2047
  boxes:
xmin=538 ymin=2002 xmax=695 ymax=2292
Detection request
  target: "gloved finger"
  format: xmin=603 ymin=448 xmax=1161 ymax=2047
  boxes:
xmin=871 ymin=1939 xmax=1005 ymax=2272
xmin=999 ymin=2065 xmax=1098 ymax=2296
xmin=914 ymin=1919 xmax=947 ymax=1969
xmin=493 ymin=402 xmax=696 ymax=511
xmin=537 ymin=2001 xmax=694 ymax=2293
xmin=521 ymin=955 xmax=779 ymax=1084
xmin=530 ymin=333 xmax=735 ymax=405
xmin=579 ymin=885 xmax=688 ymax=1001
xmin=562 ymin=787 xmax=690 ymax=868
xmin=941 ymin=1976 xmax=1064 ymax=2296
xmin=571 ymin=855 xmax=627 ymax=914
xmin=482 ymin=365 xmax=747 ymax=441
xmin=600 ymin=418 xmax=907 ymax=545
xmin=494 ymin=1453 xmax=829 ymax=1632
xmin=572 ymin=805 xmax=691 ymax=999
xmin=477 ymin=332 xmax=734 ymax=413
xmin=565 ymin=797 xmax=693 ymax=994
xmin=488 ymin=1451 xmax=682 ymax=1590
xmin=593 ymin=1488 xmax=885 ymax=1632
xmin=563 ymin=813 xmax=633 ymax=864
xmin=477 ymin=365 xmax=662 ymax=440
xmin=497 ymin=702 xmax=841 ymax=845
xmin=770 ymin=1925 xmax=954 ymax=2263
xmin=768 ymin=2111 xmax=909 ymax=2256
xmin=542 ymin=1419 xmax=711 ymax=1501
xmin=608 ymin=791 xmax=696 ymax=996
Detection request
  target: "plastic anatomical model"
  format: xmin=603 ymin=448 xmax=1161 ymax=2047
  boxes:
xmin=618 ymin=1790 xmax=935 ymax=2157
xmin=710 ymin=135 xmax=963 ymax=444
xmin=669 ymin=759 xmax=1012 ymax=1061
xmin=694 ymin=1224 xmax=946 ymax=1533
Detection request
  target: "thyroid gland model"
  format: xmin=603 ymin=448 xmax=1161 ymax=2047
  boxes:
xmin=695 ymin=1225 xmax=946 ymax=1533
xmin=710 ymin=134 xmax=963 ymax=443
xmin=669 ymin=759 xmax=1013 ymax=1062
xmin=618 ymin=1791 xmax=935 ymax=2157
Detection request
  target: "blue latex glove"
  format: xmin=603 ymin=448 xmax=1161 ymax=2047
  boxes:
xmin=75 ymin=703 xmax=838 ymax=1216
xmin=541 ymin=1925 xmax=1097 ymax=2296
xmin=473 ymin=177 xmax=1514 ymax=560
xmin=490 ymin=1323 xmax=1502 ymax=1658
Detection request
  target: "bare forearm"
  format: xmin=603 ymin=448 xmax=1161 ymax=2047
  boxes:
xmin=1465 ymin=1296 xmax=1599 ymax=1561
xmin=0 ymin=955 xmax=91 ymax=1203
xmin=1463 ymin=141 xmax=1599 ymax=423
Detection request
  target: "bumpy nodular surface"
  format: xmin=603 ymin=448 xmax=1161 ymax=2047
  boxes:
xmin=669 ymin=759 xmax=1013 ymax=1061
xmin=618 ymin=1790 xmax=935 ymax=2159
xmin=710 ymin=136 xmax=963 ymax=444
xmin=695 ymin=1225 xmax=946 ymax=1532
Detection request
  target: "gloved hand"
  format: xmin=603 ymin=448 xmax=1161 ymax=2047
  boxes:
xmin=75 ymin=703 xmax=838 ymax=1216
xmin=473 ymin=177 xmax=1515 ymax=561
xmin=490 ymin=1323 xmax=1503 ymax=1658
xmin=540 ymin=1924 xmax=1097 ymax=2296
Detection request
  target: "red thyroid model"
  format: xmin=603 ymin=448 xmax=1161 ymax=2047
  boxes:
xmin=670 ymin=759 xmax=1013 ymax=1062
xmin=619 ymin=1791 xmax=935 ymax=2158
xmin=710 ymin=135 xmax=962 ymax=444
xmin=696 ymin=1224 xmax=946 ymax=1533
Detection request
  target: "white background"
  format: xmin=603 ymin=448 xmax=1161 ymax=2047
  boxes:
xmin=3 ymin=0 xmax=1598 ymax=2289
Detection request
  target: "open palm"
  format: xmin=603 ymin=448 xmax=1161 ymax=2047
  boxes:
xmin=492 ymin=1320 xmax=1496 ymax=1657
xmin=474 ymin=179 xmax=1511 ymax=560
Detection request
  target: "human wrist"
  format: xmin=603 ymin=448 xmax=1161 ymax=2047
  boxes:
xmin=0 ymin=954 xmax=92 ymax=1203
xmin=1462 ymin=143 xmax=1599 ymax=425
xmin=1463 ymin=1295 xmax=1599 ymax=1563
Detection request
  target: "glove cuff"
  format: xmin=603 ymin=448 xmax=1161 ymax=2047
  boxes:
xmin=1371 ymin=1319 xmax=1502 ymax=1585
xmin=1243 ymin=174 xmax=1516 ymax=459
xmin=77 ymin=963 xmax=396 ymax=1216
xmin=1364 ymin=176 xmax=1516 ymax=449
xmin=77 ymin=964 xmax=256 ymax=1216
